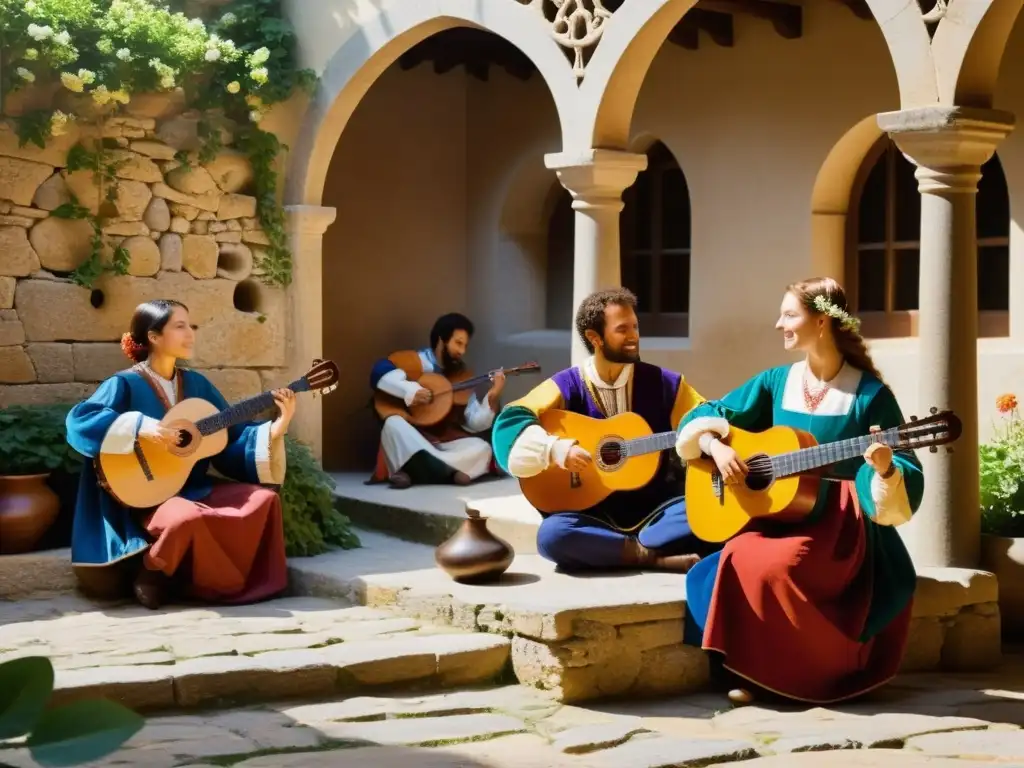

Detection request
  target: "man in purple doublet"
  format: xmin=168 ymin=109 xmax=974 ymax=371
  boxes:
xmin=492 ymin=289 xmax=718 ymax=572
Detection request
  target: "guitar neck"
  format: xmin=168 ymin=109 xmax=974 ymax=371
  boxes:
xmin=451 ymin=367 xmax=533 ymax=393
xmin=195 ymin=391 xmax=280 ymax=436
xmin=624 ymin=431 xmax=679 ymax=457
xmin=772 ymin=427 xmax=900 ymax=477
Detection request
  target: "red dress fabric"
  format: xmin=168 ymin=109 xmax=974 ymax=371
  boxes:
xmin=702 ymin=481 xmax=913 ymax=703
xmin=142 ymin=482 xmax=287 ymax=604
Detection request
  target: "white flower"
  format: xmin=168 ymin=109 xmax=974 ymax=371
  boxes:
xmin=160 ymin=75 xmax=175 ymax=90
xmin=110 ymin=89 xmax=130 ymax=105
xmin=53 ymin=30 xmax=71 ymax=46
xmin=50 ymin=110 xmax=70 ymax=137
xmin=250 ymin=67 xmax=268 ymax=85
xmin=248 ymin=109 xmax=262 ymax=123
xmin=205 ymin=49 xmax=221 ymax=62
xmin=27 ymin=23 xmax=52 ymax=41
xmin=77 ymin=69 xmax=96 ymax=85
xmin=220 ymin=12 xmax=237 ymax=25
xmin=91 ymin=85 xmax=112 ymax=106
xmin=60 ymin=72 xmax=84 ymax=93
xmin=24 ymin=0 xmax=37 ymax=13
xmin=24 ymin=48 xmax=38 ymax=60
xmin=188 ymin=18 xmax=205 ymax=30
xmin=16 ymin=67 xmax=35 ymax=83
xmin=249 ymin=47 xmax=270 ymax=66
xmin=116 ymin=48 xmax=131 ymax=61
xmin=226 ymin=80 xmax=240 ymax=94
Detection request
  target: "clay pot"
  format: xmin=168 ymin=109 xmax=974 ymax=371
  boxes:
xmin=435 ymin=508 xmax=514 ymax=584
xmin=0 ymin=474 xmax=60 ymax=555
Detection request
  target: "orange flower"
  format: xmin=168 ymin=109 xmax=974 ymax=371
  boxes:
xmin=997 ymin=393 xmax=1018 ymax=414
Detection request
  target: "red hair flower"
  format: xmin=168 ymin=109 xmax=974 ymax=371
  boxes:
xmin=120 ymin=332 xmax=145 ymax=363
xmin=997 ymin=393 xmax=1018 ymax=414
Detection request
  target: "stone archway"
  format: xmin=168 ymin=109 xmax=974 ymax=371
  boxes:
xmin=281 ymin=0 xmax=576 ymax=462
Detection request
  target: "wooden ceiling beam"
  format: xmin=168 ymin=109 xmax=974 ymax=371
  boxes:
xmin=668 ymin=9 xmax=734 ymax=49
xmin=698 ymin=0 xmax=802 ymax=39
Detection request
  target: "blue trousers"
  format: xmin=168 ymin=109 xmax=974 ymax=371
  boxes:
xmin=536 ymin=497 xmax=717 ymax=570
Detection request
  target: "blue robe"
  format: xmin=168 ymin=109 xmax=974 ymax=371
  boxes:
xmin=67 ymin=368 xmax=266 ymax=567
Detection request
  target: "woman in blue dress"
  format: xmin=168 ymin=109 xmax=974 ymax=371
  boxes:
xmin=674 ymin=277 xmax=924 ymax=705
xmin=66 ymin=299 xmax=296 ymax=609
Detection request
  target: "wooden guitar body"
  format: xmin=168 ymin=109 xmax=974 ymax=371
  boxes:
xmin=518 ymin=410 xmax=664 ymax=513
xmin=97 ymin=397 xmax=229 ymax=510
xmin=685 ymin=424 xmax=822 ymax=544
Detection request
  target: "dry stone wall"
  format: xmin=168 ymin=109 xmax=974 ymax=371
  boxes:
xmin=0 ymin=104 xmax=288 ymax=408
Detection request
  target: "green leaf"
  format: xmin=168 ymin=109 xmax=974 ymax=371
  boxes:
xmin=0 ymin=656 xmax=54 ymax=741
xmin=27 ymin=699 xmax=143 ymax=767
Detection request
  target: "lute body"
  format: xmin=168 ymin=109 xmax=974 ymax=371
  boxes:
xmin=97 ymin=360 xmax=340 ymax=509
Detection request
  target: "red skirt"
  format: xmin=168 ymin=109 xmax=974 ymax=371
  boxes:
xmin=703 ymin=481 xmax=912 ymax=703
xmin=142 ymin=482 xmax=288 ymax=604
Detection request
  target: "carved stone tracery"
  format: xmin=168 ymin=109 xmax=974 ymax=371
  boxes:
xmin=519 ymin=0 xmax=614 ymax=79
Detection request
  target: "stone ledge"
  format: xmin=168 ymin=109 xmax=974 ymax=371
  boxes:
xmin=0 ymin=547 xmax=75 ymax=599
xmin=290 ymin=530 xmax=1004 ymax=703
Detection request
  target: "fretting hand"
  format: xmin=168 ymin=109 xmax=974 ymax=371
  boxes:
xmin=270 ymin=388 xmax=297 ymax=440
xmin=864 ymin=425 xmax=894 ymax=476
xmin=487 ymin=370 xmax=506 ymax=409
xmin=710 ymin=441 xmax=748 ymax=485
xmin=565 ymin=445 xmax=593 ymax=473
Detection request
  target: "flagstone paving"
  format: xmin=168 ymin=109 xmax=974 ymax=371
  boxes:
xmin=3 ymin=654 xmax=1024 ymax=766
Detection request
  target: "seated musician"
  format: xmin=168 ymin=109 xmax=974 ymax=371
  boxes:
xmin=369 ymin=313 xmax=504 ymax=489
xmin=675 ymin=277 xmax=923 ymax=705
xmin=65 ymin=299 xmax=295 ymax=610
xmin=492 ymin=288 xmax=716 ymax=572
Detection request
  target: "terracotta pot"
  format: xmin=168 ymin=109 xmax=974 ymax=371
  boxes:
xmin=435 ymin=508 xmax=514 ymax=584
xmin=0 ymin=473 xmax=60 ymax=555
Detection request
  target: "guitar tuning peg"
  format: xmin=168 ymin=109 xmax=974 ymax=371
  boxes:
xmin=929 ymin=446 xmax=938 ymax=453
xmin=910 ymin=415 xmax=918 ymax=421
xmin=930 ymin=406 xmax=938 ymax=414
xmin=946 ymin=447 xmax=954 ymax=454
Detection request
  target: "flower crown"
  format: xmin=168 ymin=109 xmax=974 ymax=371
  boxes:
xmin=813 ymin=295 xmax=861 ymax=333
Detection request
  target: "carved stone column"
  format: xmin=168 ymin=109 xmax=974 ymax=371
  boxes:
xmin=284 ymin=204 xmax=337 ymax=462
xmin=545 ymin=149 xmax=647 ymax=364
xmin=876 ymin=106 xmax=1014 ymax=568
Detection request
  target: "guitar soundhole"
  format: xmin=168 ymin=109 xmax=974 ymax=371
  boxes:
xmin=177 ymin=430 xmax=194 ymax=449
xmin=596 ymin=438 xmax=625 ymax=471
xmin=743 ymin=453 xmax=775 ymax=492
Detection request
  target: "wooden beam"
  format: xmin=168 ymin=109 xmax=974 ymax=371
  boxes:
xmin=668 ymin=19 xmax=700 ymax=50
xmin=699 ymin=0 xmax=802 ymax=39
xmin=692 ymin=9 xmax=734 ymax=47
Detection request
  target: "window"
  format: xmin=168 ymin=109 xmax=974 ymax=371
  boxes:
xmin=544 ymin=140 xmax=692 ymax=336
xmin=621 ymin=141 xmax=692 ymax=337
xmin=847 ymin=138 xmax=1009 ymax=338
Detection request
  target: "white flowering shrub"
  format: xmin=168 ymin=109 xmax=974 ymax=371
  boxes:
xmin=0 ymin=0 xmax=316 ymax=287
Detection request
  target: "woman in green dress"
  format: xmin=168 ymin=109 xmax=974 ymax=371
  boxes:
xmin=675 ymin=276 xmax=924 ymax=705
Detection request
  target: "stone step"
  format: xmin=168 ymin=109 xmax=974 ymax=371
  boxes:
xmin=330 ymin=471 xmax=540 ymax=553
xmin=289 ymin=529 xmax=1005 ymax=703
xmin=0 ymin=547 xmax=75 ymax=600
xmin=0 ymin=594 xmax=509 ymax=713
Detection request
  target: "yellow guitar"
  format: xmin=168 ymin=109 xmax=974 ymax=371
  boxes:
xmin=96 ymin=360 xmax=340 ymax=509
xmin=517 ymin=410 xmax=679 ymax=513
xmin=685 ymin=408 xmax=962 ymax=543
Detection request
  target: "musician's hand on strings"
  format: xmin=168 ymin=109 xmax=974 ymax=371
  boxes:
xmin=142 ymin=425 xmax=183 ymax=450
xmin=488 ymin=370 xmax=506 ymax=397
xmin=411 ymin=387 xmax=432 ymax=406
xmin=709 ymin=441 xmax=748 ymax=485
xmin=864 ymin=424 xmax=894 ymax=477
xmin=270 ymin=388 xmax=297 ymax=440
xmin=565 ymin=445 xmax=593 ymax=473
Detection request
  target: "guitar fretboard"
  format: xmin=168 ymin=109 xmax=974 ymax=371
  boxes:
xmin=195 ymin=392 xmax=280 ymax=437
xmin=623 ymin=431 xmax=678 ymax=457
xmin=770 ymin=427 xmax=899 ymax=477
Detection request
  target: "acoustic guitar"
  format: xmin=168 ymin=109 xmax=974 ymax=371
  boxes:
xmin=97 ymin=359 xmax=340 ymax=509
xmin=374 ymin=352 xmax=541 ymax=427
xmin=685 ymin=407 xmax=962 ymax=542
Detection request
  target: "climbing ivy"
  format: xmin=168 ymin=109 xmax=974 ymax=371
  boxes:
xmin=0 ymin=0 xmax=317 ymax=288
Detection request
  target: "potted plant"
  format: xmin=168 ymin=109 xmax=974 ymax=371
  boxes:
xmin=979 ymin=393 xmax=1024 ymax=639
xmin=0 ymin=405 xmax=82 ymax=555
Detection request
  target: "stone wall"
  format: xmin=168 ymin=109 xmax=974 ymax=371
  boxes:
xmin=0 ymin=102 xmax=287 ymax=408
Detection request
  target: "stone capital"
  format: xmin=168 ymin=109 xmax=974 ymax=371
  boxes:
xmin=876 ymin=107 xmax=1015 ymax=190
xmin=545 ymin=149 xmax=647 ymax=208
xmin=284 ymin=204 xmax=337 ymax=236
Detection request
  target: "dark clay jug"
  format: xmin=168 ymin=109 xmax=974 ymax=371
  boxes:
xmin=435 ymin=508 xmax=514 ymax=583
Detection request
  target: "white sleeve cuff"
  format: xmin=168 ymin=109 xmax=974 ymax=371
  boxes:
xmin=870 ymin=468 xmax=913 ymax=526
xmin=463 ymin=393 xmax=496 ymax=433
xmin=377 ymin=369 xmax=422 ymax=406
xmin=675 ymin=416 xmax=730 ymax=461
xmin=506 ymin=424 xmax=567 ymax=478
xmin=550 ymin=438 xmax=576 ymax=469
xmin=254 ymin=422 xmax=287 ymax=485
xmin=100 ymin=412 xmax=162 ymax=455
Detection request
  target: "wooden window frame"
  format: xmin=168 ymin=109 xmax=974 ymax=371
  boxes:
xmin=621 ymin=143 xmax=690 ymax=338
xmin=845 ymin=138 xmax=1009 ymax=339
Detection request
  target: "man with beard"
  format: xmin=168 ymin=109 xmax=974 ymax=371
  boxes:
xmin=492 ymin=289 xmax=716 ymax=572
xmin=369 ymin=313 xmax=505 ymax=488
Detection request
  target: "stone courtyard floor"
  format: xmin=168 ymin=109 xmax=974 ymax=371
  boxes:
xmin=3 ymin=593 xmax=1024 ymax=767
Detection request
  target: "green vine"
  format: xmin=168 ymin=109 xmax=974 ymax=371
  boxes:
xmin=1 ymin=0 xmax=317 ymax=289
